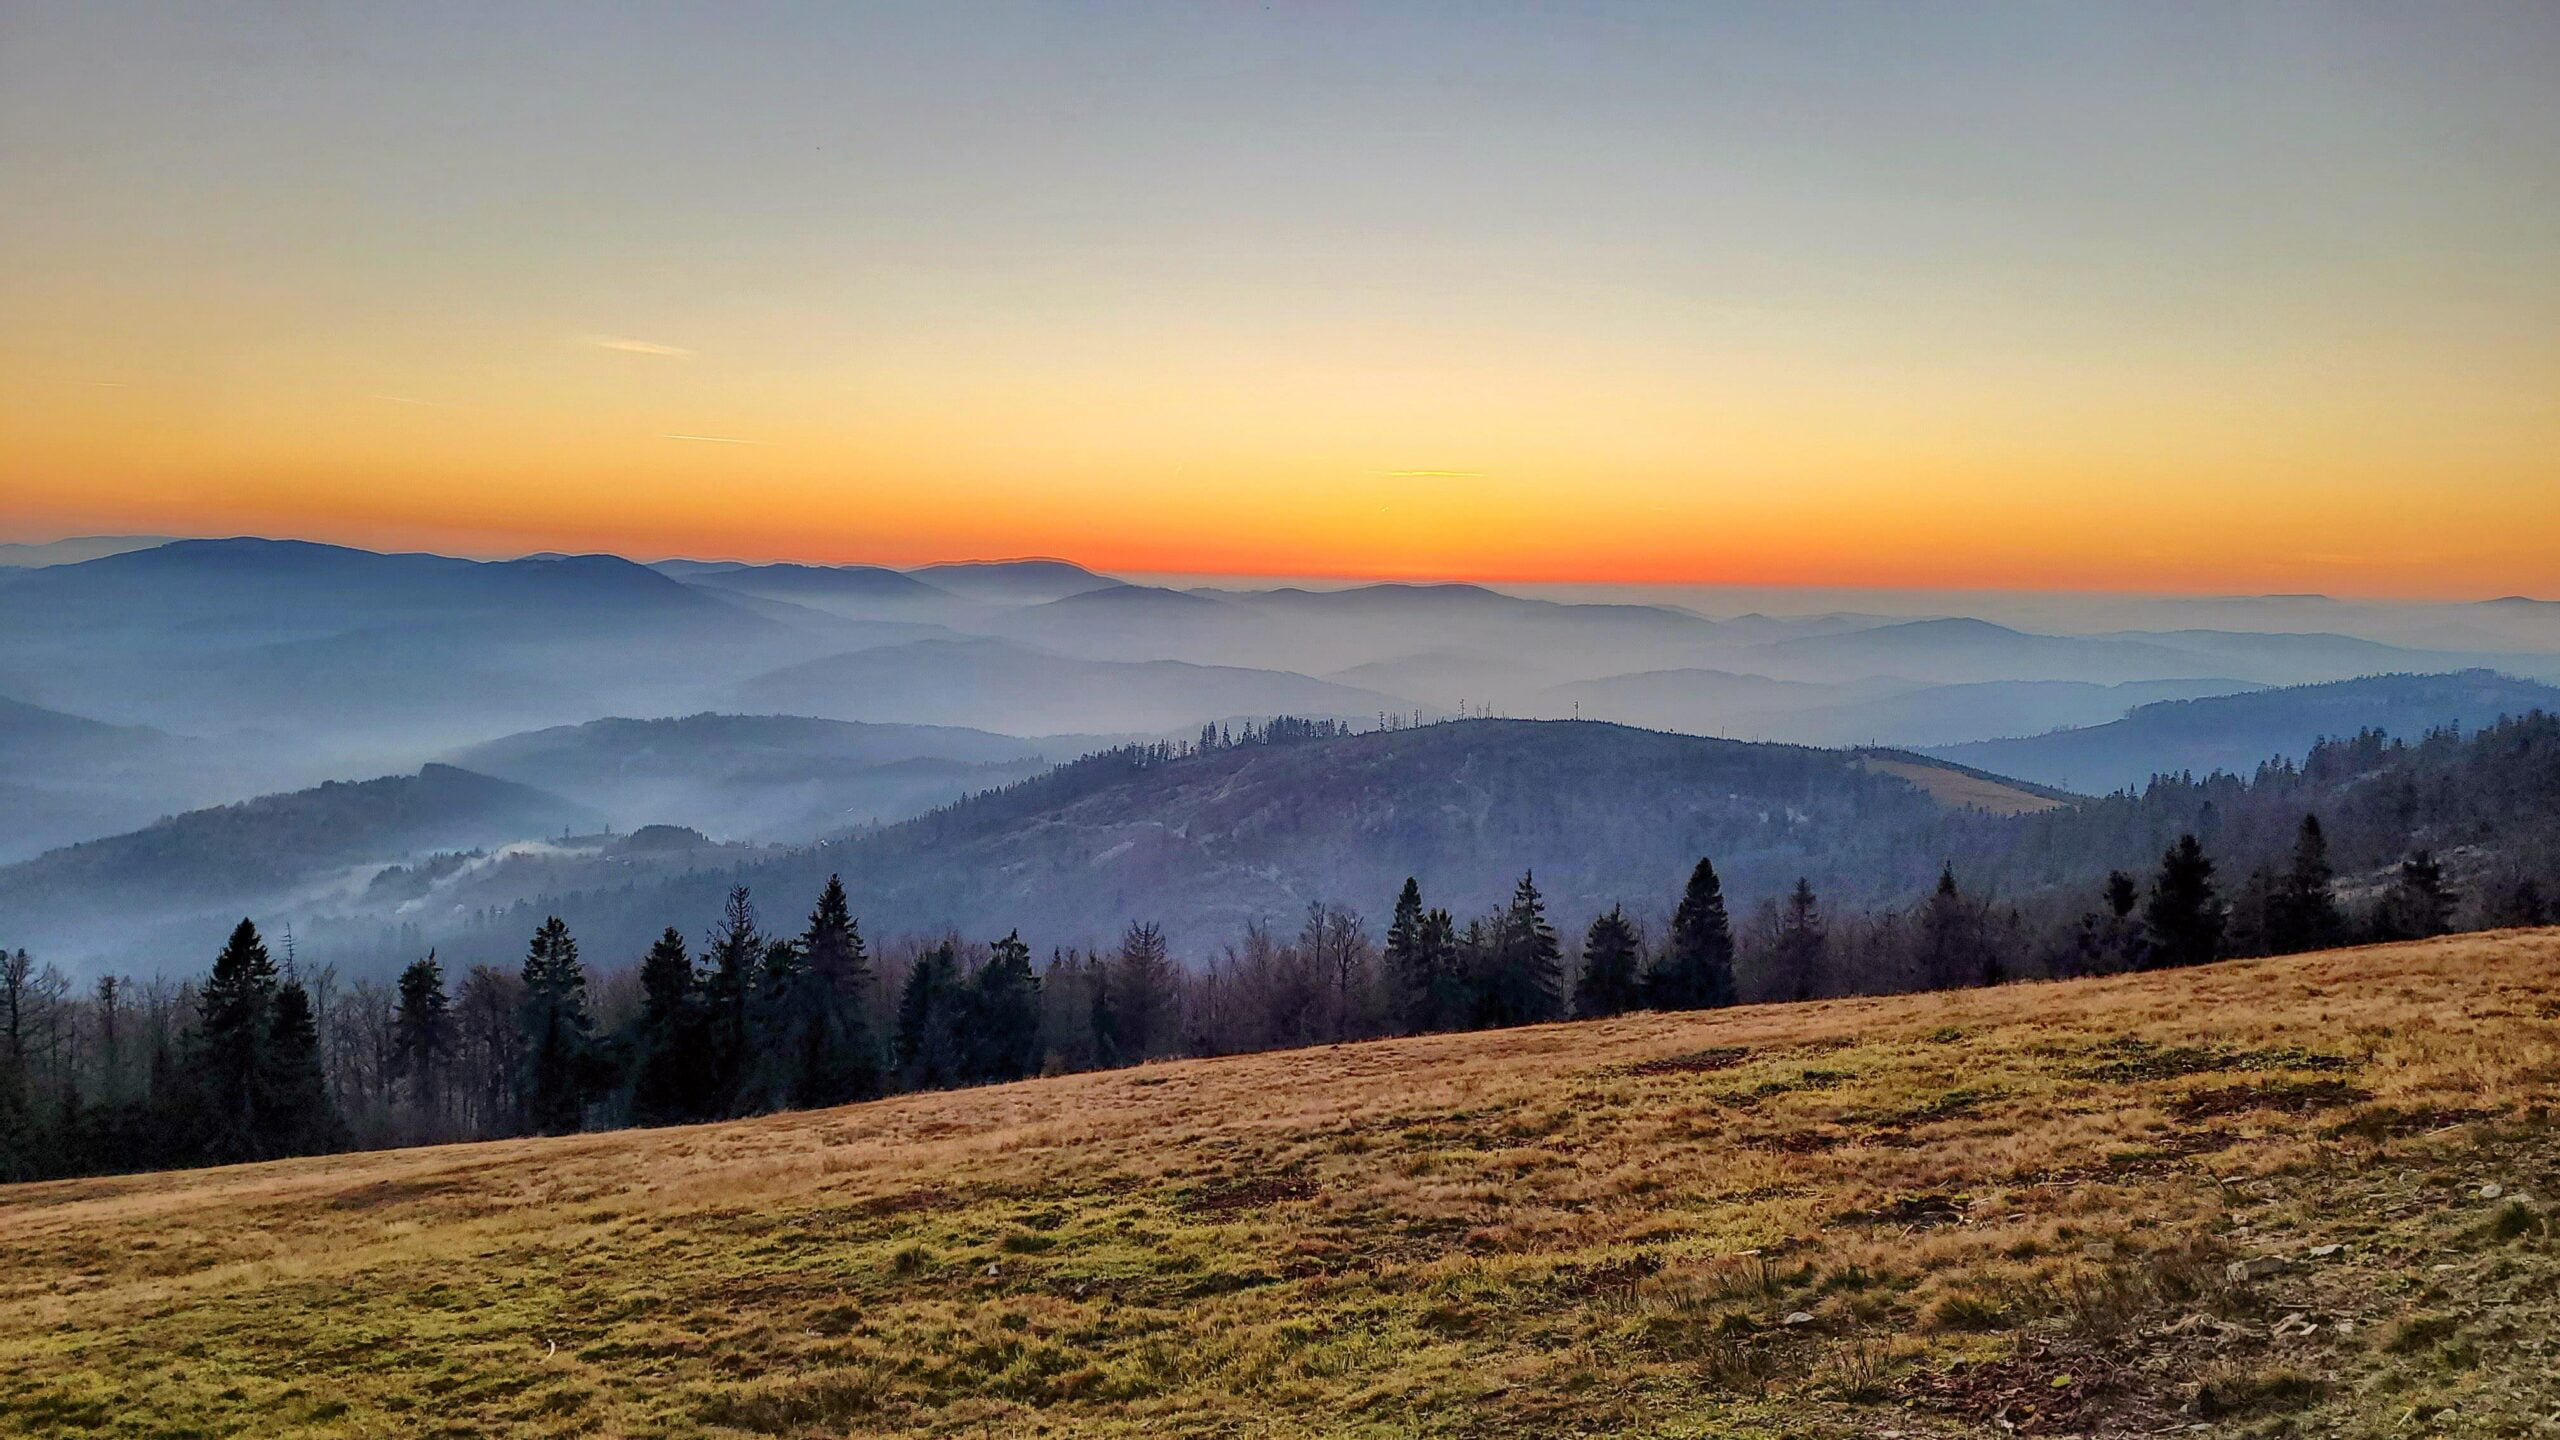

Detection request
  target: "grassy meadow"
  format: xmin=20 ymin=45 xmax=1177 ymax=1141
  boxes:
xmin=5 ymin=931 xmax=2559 ymax=1438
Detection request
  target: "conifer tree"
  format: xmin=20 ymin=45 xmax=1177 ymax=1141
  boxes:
xmin=795 ymin=875 xmax=879 ymax=1107
xmin=1916 ymin=867 xmax=1988 ymax=989
xmin=629 ymin=927 xmax=704 ymax=1124
xmin=895 ymin=943 xmax=966 ymax=1089
xmin=1771 ymin=878 xmax=1827 ymax=1003
xmin=2267 ymin=814 xmax=2343 ymax=954
xmin=967 ymin=931 xmax=1043 ymax=1083
xmin=1108 ymin=921 xmax=1175 ymax=1061
xmin=701 ymin=886 xmax=761 ymax=1109
xmin=518 ymin=916 xmax=595 ymax=1134
xmin=261 ymin=976 xmax=337 ymax=1155
xmin=195 ymin=919 xmax=279 ymax=1160
xmin=1648 ymin=857 xmax=1736 ymax=1009
xmin=1383 ymin=878 xmax=1434 ymax=1032
xmin=391 ymin=953 xmax=453 ymax=1129
xmin=2142 ymin=835 xmax=2225 ymax=969
xmin=1418 ymin=906 xmax=1463 ymax=1032
xmin=1479 ymin=872 xmax=1563 ymax=1027
xmin=1572 ymin=905 xmax=1643 ymax=1018
xmin=2377 ymin=850 xmax=2458 ymax=940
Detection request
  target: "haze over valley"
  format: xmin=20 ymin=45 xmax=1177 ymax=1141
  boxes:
xmin=4 ymin=535 xmax=2556 ymax=970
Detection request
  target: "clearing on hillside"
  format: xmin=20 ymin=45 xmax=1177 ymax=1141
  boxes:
xmin=5 ymin=932 xmax=2559 ymax=1437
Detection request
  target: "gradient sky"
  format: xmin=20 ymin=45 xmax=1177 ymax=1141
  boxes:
xmin=3 ymin=3 xmax=2555 ymax=596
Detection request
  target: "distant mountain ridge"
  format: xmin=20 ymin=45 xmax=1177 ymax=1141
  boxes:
xmin=1925 ymin=670 xmax=2560 ymax=793
xmin=446 ymin=712 xmax=1102 ymax=842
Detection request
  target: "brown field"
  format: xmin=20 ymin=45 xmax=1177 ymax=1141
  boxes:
xmin=6 ymin=931 xmax=2560 ymax=1438
xmin=1859 ymin=756 xmax=2068 ymax=815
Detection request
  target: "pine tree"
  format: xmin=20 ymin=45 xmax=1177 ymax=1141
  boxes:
xmin=1382 ymin=878 xmax=1434 ymax=1032
xmin=2377 ymin=851 xmax=2458 ymax=940
xmin=1572 ymin=906 xmax=1643 ymax=1018
xmin=2267 ymin=814 xmax=2343 ymax=954
xmin=701 ymin=886 xmax=760 ymax=1111
xmin=966 ymin=931 xmax=1043 ymax=1083
xmin=629 ymin=927 xmax=704 ymax=1124
xmin=195 ymin=919 xmax=279 ymax=1161
xmin=895 ymin=944 xmax=966 ymax=1089
xmin=1418 ymin=907 xmax=1463 ymax=1031
xmin=1108 ymin=922 xmax=1175 ymax=1061
xmin=1648 ymin=857 xmax=1735 ymax=1009
xmin=1479 ymin=872 xmax=1563 ymax=1027
xmin=741 ymin=935 xmax=809 ymax=1111
xmin=796 ymin=875 xmax=879 ymax=1107
xmin=1917 ymin=867 xmax=1996 ymax=989
xmin=392 ymin=953 xmax=454 ymax=1131
xmin=2141 ymin=835 xmax=2225 ymax=969
xmin=260 ymin=976 xmax=337 ymax=1155
xmin=1771 ymin=878 xmax=1827 ymax=1003
xmin=517 ymin=916 xmax=595 ymax=1134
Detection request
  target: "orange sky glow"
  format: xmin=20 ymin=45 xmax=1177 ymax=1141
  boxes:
xmin=4 ymin=6 xmax=2555 ymax=599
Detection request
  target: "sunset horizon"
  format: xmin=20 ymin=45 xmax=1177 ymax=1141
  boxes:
xmin=9 ymin=5 xmax=2557 ymax=600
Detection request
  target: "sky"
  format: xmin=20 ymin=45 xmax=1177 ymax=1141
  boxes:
xmin=2 ymin=2 xmax=2555 ymax=597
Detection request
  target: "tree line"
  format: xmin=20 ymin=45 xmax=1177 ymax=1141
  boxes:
xmin=0 ymin=783 xmax=2525 ymax=1183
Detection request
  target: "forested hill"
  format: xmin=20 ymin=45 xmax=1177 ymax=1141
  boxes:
xmin=1926 ymin=669 xmax=2560 ymax=793
xmin=0 ymin=764 xmax=602 ymax=924
xmin=406 ymin=710 xmax=2560 ymax=976
xmin=437 ymin=720 xmax=2014 ymax=962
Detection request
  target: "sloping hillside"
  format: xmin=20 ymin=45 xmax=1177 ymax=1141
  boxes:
xmin=0 ymin=764 xmax=602 ymax=936
xmin=497 ymin=719 xmax=2006 ymax=961
xmin=5 ymin=930 xmax=2555 ymax=1437
xmin=1928 ymin=670 xmax=2560 ymax=793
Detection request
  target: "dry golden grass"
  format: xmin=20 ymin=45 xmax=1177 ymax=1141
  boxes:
xmin=1859 ymin=755 xmax=2067 ymax=814
xmin=7 ymin=931 xmax=2560 ymax=1437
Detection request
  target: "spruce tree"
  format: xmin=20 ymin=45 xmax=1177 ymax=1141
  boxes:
xmin=2267 ymin=814 xmax=2343 ymax=954
xmin=629 ymin=927 xmax=704 ymax=1124
xmin=895 ymin=944 xmax=966 ymax=1089
xmin=1480 ymin=873 xmax=1563 ymax=1027
xmin=796 ymin=876 xmax=879 ymax=1107
xmin=701 ymin=886 xmax=761 ymax=1110
xmin=1383 ymin=878 xmax=1433 ymax=1032
xmin=195 ymin=919 xmax=279 ymax=1161
xmin=517 ymin=916 xmax=595 ymax=1134
xmin=260 ymin=977 xmax=337 ymax=1155
xmin=2141 ymin=835 xmax=2225 ymax=969
xmin=1648 ymin=857 xmax=1735 ymax=1010
xmin=1772 ymin=878 xmax=1827 ymax=1003
xmin=966 ymin=931 xmax=1043 ymax=1083
xmin=1108 ymin=922 xmax=1174 ymax=1061
xmin=392 ymin=953 xmax=453 ymax=1129
xmin=1572 ymin=905 xmax=1643 ymax=1019
xmin=2377 ymin=851 xmax=2458 ymax=940
xmin=1418 ymin=907 xmax=1463 ymax=1032
xmin=1917 ymin=867 xmax=1991 ymax=989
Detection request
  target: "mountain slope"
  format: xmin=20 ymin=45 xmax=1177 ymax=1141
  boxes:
xmin=495 ymin=720 xmax=2004 ymax=960
xmin=0 ymin=764 xmax=603 ymax=944
xmin=1926 ymin=669 xmax=2560 ymax=792
xmin=11 ymin=930 xmax=2558 ymax=1437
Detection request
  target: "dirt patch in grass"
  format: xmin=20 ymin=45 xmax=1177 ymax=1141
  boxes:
xmin=1173 ymin=1170 xmax=1316 ymax=1215
xmin=2169 ymin=1077 xmax=2370 ymax=1120
xmin=1616 ymin=1045 xmax=1751 ymax=1077
xmin=1835 ymin=1191 xmax=1970 ymax=1230
xmin=2074 ymin=1037 xmax=2360 ymax=1083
